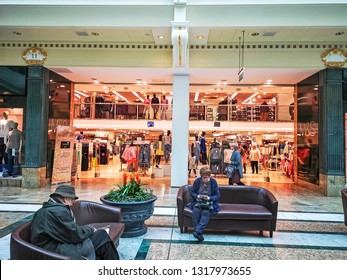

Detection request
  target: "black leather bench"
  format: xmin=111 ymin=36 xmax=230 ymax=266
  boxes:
xmin=177 ymin=185 xmax=278 ymax=237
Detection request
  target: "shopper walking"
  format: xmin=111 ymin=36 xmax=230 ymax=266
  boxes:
xmin=249 ymin=143 xmax=261 ymax=174
xmin=188 ymin=152 xmax=197 ymax=177
xmin=227 ymin=142 xmax=244 ymax=185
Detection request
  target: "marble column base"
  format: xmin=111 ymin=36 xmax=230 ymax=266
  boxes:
xmin=22 ymin=167 xmax=50 ymax=188
xmin=319 ymin=173 xmax=345 ymax=197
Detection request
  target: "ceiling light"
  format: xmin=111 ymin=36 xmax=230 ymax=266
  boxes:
xmin=91 ymin=32 xmax=99 ymax=36
xmin=74 ymin=93 xmax=81 ymax=99
xmin=74 ymin=90 xmax=89 ymax=97
xmin=266 ymin=79 xmax=272 ymax=84
xmin=196 ymin=35 xmax=204 ymax=40
xmin=335 ymin=32 xmax=345 ymax=36
xmin=242 ymin=92 xmax=259 ymax=104
xmin=251 ymin=32 xmax=259 ymax=36
xmin=194 ymin=92 xmax=200 ymax=102
xmin=157 ymin=35 xmax=165 ymax=39
xmin=13 ymin=31 xmax=22 ymax=35
xmin=231 ymin=92 xmax=238 ymax=99
xmin=112 ymin=91 xmax=129 ymax=103
xmin=131 ymin=91 xmax=144 ymax=102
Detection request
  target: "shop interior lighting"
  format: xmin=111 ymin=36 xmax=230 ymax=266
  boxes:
xmin=194 ymin=92 xmax=200 ymax=102
xmin=231 ymin=92 xmax=238 ymax=99
xmin=242 ymin=92 xmax=259 ymax=104
xmin=74 ymin=90 xmax=89 ymax=97
xmin=112 ymin=91 xmax=129 ymax=103
xmin=74 ymin=93 xmax=81 ymax=99
xmin=131 ymin=91 xmax=144 ymax=102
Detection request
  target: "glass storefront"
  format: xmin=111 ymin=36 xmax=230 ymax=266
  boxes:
xmin=297 ymin=73 xmax=319 ymax=185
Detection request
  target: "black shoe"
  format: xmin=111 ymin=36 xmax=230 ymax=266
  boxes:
xmin=193 ymin=232 xmax=204 ymax=242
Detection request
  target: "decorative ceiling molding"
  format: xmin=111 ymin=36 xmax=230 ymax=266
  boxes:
xmin=1 ymin=42 xmax=346 ymax=50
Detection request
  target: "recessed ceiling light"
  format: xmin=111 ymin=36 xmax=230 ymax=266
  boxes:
xmin=13 ymin=31 xmax=22 ymax=35
xmin=91 ymin=32 xmax=99 ymax=36
xmin=335 ymin=32 xmax=345 ymax=36
xmin=251 ymin=32 xmax=259 ymax=36
xmin=196 ymin=35 xmax=204 ymax=40
xmin=157 ymin=35 xmax=165 ymax=39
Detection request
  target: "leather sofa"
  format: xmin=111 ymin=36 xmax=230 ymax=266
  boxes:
xmin=177 ymin=185 xmax=278 ymax=237
xmin=342 ymin=188 xmax=347 ymax=226
xmin=10 ymin=200 xmax=125 ymax=260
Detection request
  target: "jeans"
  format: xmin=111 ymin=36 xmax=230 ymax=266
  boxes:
xmin=251 ymin=161 xmax=259 ymax=174
xmin=8 ymin=149 xmax=19 ymax=175
xmin=192 ymin=206 xmax=211 ymax=234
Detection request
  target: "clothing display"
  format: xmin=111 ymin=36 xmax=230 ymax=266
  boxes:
xmin=138 ymin=144 xmax=151 ymax=169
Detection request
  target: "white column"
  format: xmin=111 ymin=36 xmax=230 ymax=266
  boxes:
xmin=171 ymin=74 xmax=189 ymax=187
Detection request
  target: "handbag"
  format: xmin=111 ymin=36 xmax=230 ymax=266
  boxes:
xmin=195 ymin=199 xmax=213 ymax=210
xmin=225 ymin=165 xmax=235 ymax=178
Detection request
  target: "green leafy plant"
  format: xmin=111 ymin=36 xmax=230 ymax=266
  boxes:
xmin=104 ymin=172 xmax=153 ymax=202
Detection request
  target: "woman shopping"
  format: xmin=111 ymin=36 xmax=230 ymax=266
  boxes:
xmin=227 ymin=142 xmax=244 ymax=185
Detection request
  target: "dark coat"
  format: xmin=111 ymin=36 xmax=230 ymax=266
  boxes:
xmin=30 ymin=199 xmax=94 ymax=260
xmin=187 ymin=177 xmax=221 ymax=214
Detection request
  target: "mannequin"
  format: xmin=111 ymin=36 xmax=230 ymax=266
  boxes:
xmin=0 ymin=111 xmax=11 ymax=164
xmin=163 ymin=130 xmax=172 ymax=164
xmin=5 ymin=122 xmax=23 ymax=177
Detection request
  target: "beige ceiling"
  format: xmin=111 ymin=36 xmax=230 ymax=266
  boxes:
xmin=2 ymin=27 xmax=346 ymax=45
xmin=1 ymin=3 xmax=346 ymax=104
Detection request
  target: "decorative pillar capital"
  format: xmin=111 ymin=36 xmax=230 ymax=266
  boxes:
xmin=171 ymin=21 xmax=189 ymax=68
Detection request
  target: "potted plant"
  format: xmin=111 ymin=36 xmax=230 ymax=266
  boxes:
xmin=100 ymin=172 xmax=157 ymax=237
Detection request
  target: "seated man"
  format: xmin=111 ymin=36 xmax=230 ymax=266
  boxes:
xmin=30 ymin=184 xmax=119 ymax=260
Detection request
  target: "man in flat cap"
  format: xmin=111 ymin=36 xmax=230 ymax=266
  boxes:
xmin=30 ymin=184 xmax=119 ymax=260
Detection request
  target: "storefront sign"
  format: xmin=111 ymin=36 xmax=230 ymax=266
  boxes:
xmin=22 ymin=47 xmax=47 ymax=65
xmin=321 ymin=48 xmax=346 ymax=67
xmin=298 ymin=121 xmax=318 ymax=137
xmin=51 ymin=126 xmax=75 ymax=184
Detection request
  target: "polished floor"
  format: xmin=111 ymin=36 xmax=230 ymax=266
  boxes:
xmin=0 ymin=159 xmax=346 ymax=260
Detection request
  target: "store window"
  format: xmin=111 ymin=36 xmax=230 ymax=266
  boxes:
xmin=297 ymin=74 xmax=319 ymax=186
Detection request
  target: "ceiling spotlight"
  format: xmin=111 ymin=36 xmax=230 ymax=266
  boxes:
xmin=251 ymin=32 xmax=259 ymax=36
xmin=157 ymin=35 xmax=165 ymax=39
xmin=335 ymin=32 xmax=345 ymax=36
xmin=13 ymin=31 xmax=22 ymax=35
xmin=91 ymin=32 xmax=99 ymax=36
xmin=196 ymin=35 xmax=204 ymax=40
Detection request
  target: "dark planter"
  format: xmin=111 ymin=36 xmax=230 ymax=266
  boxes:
xmin=100 ymin=195 xmax=157 ymax=238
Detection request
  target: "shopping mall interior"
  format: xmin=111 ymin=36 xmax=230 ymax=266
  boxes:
xmin=0 ymin=1 xmax=346 ymax=263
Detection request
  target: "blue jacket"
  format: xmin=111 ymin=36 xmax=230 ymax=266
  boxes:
xmin=230 ymin=149 xmax=244 ymax=178
xmin=187 ymin=177 xmax=220 ymax=214
xmin=200 ymin=137 xmax=206 ymax=153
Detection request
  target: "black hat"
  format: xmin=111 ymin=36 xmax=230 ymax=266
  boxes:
xmin=50 ymin=184 xmax=78 ymax=200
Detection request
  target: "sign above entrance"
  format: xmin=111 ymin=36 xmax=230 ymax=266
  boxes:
xmin=321 ymin=48 xmax=346 ymax=67
xmin=22 ymin=47 xmax=47 ymax=65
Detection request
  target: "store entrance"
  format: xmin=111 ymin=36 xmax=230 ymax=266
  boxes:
xmin=74 ymin=128 xmax=294 ymax=186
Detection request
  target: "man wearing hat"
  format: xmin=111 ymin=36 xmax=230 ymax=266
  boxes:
xmin=30 ymin=184 xmax=119 ymax=260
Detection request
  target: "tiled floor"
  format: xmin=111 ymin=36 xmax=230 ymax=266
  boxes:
xmin=0 ymin=163 xmax=346 ymax=260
